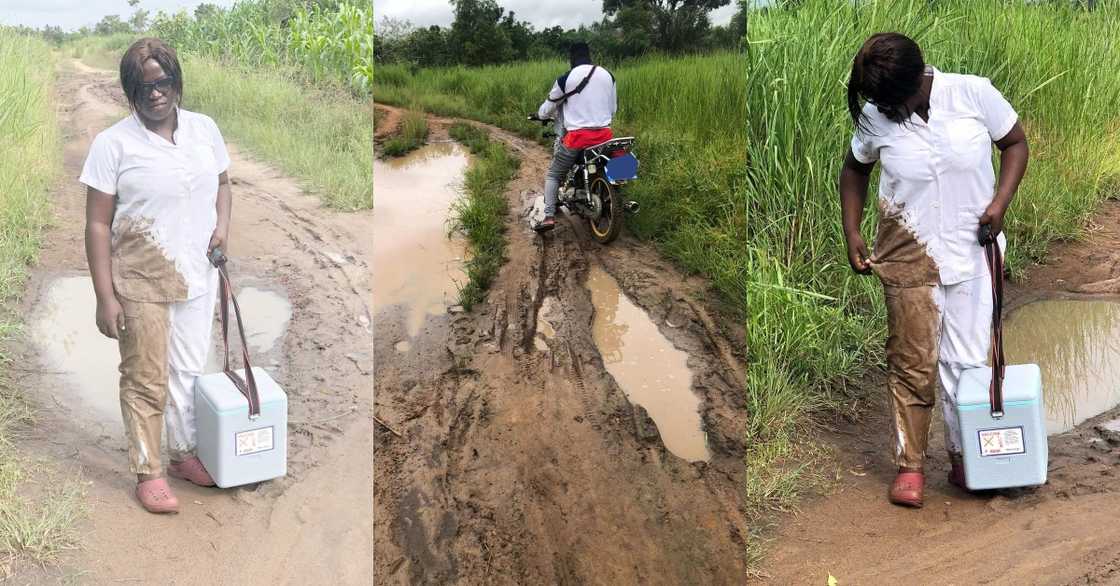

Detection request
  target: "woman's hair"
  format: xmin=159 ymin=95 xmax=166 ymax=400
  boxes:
xmin=119 ymin=38 xmax=184 ymax=112
xmin=846 ymin=32 xmax=925 ymax=131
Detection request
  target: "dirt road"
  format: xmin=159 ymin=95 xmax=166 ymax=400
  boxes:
xmin=372 ymin=105 xmax=750 ymax=584
xmin=10 ymin=60 xmax=373 ymax=583
xmin=759 ymin=204 xmax=1120 ymax=585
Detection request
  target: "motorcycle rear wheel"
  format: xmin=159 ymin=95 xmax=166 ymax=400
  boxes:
xmin=587 ymin=176 xmax=622 ymax=245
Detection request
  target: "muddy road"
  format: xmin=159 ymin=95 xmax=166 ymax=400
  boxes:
xmin=372 ymin=105 xmax=750 ymax=584
xmin=760 ymin=203 xmax=1120 ymax=584
xmin=10 ymin=60 xmax=373 ymax=582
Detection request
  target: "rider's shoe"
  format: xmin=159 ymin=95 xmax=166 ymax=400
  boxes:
xmin=534 ymin=216 xmax=556 ymax=232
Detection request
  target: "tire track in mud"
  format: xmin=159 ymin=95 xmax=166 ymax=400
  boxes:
xmin=10 ymin=61 xmax=373 ymax=583
xmin=373 ymin=105 xmax=749 ymax=584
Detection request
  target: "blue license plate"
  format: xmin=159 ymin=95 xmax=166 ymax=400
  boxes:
xmin=605 ymin=153 xmax=638 ymax=183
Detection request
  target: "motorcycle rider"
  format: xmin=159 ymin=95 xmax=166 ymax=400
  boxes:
xmin=535 ymin=41 xmax=618 ymax=232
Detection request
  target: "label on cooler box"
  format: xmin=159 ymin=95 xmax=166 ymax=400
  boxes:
xmin=236 ymin=426 xmax=275 ymax=456
xmin=978 ymin=426 xmax=1025 ymax=457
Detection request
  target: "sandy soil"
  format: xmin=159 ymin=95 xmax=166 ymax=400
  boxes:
xmin=372 ymin=105 xmax=751 ymax=584
xmin=7 ymin=60 xmax=373 ymax=583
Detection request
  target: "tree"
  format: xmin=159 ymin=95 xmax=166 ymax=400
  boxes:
xmin=603 ymin=0 xmax=731 ymax=53
xmin=448 ymin=0 xmax=513 ymax=66
xmin=95 ymin=14 xmax=132 ymax=35
xmin=499 ymin=11 xmax=536 ymax=61
xmin=194 ymin=3 xmax=222 ymax=21
xmin=408 ymin=26 xmax=450 ymax=67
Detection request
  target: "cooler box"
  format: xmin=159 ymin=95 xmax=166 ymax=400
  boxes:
xmin=195 ymin=367 xmax=288 ymax=488
xmin=956 ymin=364 xmax=1048 ymax=491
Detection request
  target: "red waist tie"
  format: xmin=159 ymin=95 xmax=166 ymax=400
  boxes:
xmin=562 ymin=128 xmax=613 ymax=150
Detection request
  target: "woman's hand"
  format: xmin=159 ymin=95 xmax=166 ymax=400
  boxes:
xmin=208 ymin=224 xmax=228 ymax=253
xmin=979 ymin=204 xmax=1006 ymax=237
xmin=846 ymin=232 xmax=873 ymax=275
xmin=96 ymin=296 xmax=124 ymax=339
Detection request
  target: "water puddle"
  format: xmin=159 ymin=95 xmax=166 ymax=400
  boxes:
xmin=1004 ymin=299 xmax=1120 ymax=434
xmin=373 ymin=143 xmax=469 ymax=338
xmin=234 ymin=287 xmax=291 ymax=354
xmin=586 ymin=266 xmax=710 ymax=462
xmin=31 ymin=276 xmax=290 ymax=425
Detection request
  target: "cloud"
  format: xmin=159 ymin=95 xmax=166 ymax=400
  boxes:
xmin=376 ymin=0 xmax=735 ymax=29
xmin=0 ymin=0 xmax=238 ymax=31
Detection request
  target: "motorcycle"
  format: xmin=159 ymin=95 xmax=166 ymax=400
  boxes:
xmin=528 ymin=113 xmax=640 ymax=245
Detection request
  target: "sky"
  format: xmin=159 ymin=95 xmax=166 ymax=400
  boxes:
xmin=375 ymin=0 xmax=738 ymax=30
xmin=0 ymin=0 xmax=238 ymax=31
xmin=1 ymin=0 xmax=738 ymax=33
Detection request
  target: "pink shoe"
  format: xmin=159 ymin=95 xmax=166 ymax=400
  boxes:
xmin=168 ymin=456 xmax=216 ymax=487
xmin=136 ymin=478 xmax=179 ymax=514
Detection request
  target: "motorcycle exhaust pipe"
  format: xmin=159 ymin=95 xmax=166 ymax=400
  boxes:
xmin=624 ymin=200 xmax=641 ymax=214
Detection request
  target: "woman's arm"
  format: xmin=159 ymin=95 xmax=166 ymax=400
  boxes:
xmin=840 ymin=148 xmax=876 ymax=274
xmin=209 ymin=171 xmax=232 ymax=252
xmin=85 ymin=187 xmax=121 ymax=338
xmin=981 ymin=122 xmax=1029 ymax=236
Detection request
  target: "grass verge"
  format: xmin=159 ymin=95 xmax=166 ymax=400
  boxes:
xmin=183 ymin=56 xmax=373 ymax=210
xmin=449 ymin=123 xmax=519 ymax=309
xmin=382 ymin=110 xmax=429 ymax=157
xmin=0 ymin=29 xmax=84 ymax=576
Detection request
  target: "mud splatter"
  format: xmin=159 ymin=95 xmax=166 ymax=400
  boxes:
xmin=111 ymin=215 xmax=189 ymax=302
xmin=871 ymin=201 xmax=940 ymax=287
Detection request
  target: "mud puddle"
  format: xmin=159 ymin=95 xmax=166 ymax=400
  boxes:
xmin=372 ymin=143 xmax=469 ymax=338
xmin=31 ymin=275 xmax=291 ymax=426
xmin=1005 ymin=298 xmax=1120 ymax=434
xmin=586 ymin=265 xmax=710 ymax=462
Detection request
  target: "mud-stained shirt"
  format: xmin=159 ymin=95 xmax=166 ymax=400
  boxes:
xmin=80 ymin=108 xmax=230 ymax=302
xmin=851 ymin=66 xmax=1017 ymax=287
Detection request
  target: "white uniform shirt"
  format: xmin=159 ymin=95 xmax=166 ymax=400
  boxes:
xmin=538 ymin=64 xmax=617 ymax=131
xmin=80 ymin=108 xmax=230 ymax=302
xmin=852 ymin=66 xmax=1018 ymax=286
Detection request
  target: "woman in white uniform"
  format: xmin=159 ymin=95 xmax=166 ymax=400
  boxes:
xmin=838 ymin=33 xmax=1029 ymax=507
xmin=82 ymin=38 xmax=232 ymax=514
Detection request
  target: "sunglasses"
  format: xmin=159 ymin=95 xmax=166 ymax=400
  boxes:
xmin=141 ymin=76 xmax=176 ymax=97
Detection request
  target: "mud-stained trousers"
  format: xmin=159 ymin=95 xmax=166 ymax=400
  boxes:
xmin=543 ymin=141 xmax=581 ymax=217
xmin=884 ymin=269 xmax=993 ymax=470
xmin=117 ymin=273 xmax=219 ymax=475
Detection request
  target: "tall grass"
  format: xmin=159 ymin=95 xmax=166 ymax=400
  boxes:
xmin=0 ymin=29 xmax=83 ymax=572
xmin=448 ymin=123 xmax=519 ymax=309
xmin=382 ymin=110 xmax=429 ymax=158
xmin=746 ymin=0 xmax=1120 ymax=519
xmin=182 ymin=56 xmax=373 ymax=210
xmin=375 ymin=53 xmax=748 ymax=314
xmin=151 ymin=0 xmax=373 ymax=93
xmin=68 ymin=33 xmax=134 ymax=70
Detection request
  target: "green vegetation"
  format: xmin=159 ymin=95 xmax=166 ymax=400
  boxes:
xmin=449 ymin=123 xmax=519 ymax=309
xmin=0 ymin=29 xmax=83 ymax=572
xmin=152 ymin=0 xmax=373 ymax=93
xmin=382 ymin=110 xmax=429 ymax=158
xmin=376 ymin=52 xmax=747 ymax=313
xmin=745 ymin=0 xmax=1120 ymax=539
xmin=182 ymin=56 xmax=373 ymax=210
xmin=376 ymin=0 xmax=745 ymax=65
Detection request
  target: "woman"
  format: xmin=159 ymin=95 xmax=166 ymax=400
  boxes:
xmin=81 ymin=38 xmax=232 ymax=514
xmin=838 ymin=33 xmax=1029 ymax=507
